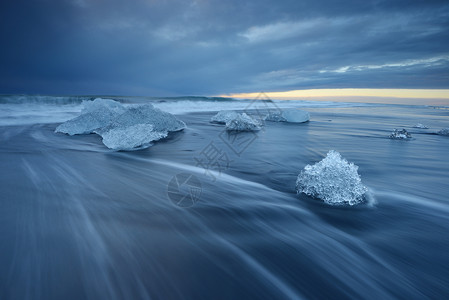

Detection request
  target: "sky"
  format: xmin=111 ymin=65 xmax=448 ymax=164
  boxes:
xmin=1 ymin=0 xmax=449 ymax=97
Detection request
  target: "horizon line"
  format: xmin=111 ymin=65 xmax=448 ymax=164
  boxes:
xmin=220 ymin=88 xmax=449 ymax=100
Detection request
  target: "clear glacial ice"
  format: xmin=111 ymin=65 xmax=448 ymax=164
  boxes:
xmin=264 ymin=111 xmax=287 ymax=122
xmin=210 ymin=110 xmax=261 ymax=131
xmin=96 ymin=104 xmax=186 ymax=134
xmin=296 ymin=150 xmax=368 ymax=206
xmin=389 ymin=129 xmax=412 ymax=139
xmin=100 ymin=124 xmax=168 ymax=151
xmin=56 ymin=99 xmax=186 ymax=150
xmin=225 ymin=113 xmax=261 ymax=131
xmin=55 ymin=98 xmax=126 ymax=135
xmin=281 ymin=109 xmax=310 ymax=123
xmin=264 ymin=109 xmax=310 ymax=123
xmin=210 ymin=110 xmax=239 ymax=124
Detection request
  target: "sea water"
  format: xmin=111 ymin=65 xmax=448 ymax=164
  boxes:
xmin=1 ymin=95 xmax=449 ymax=299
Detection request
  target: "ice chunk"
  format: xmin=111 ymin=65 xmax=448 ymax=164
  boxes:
xmin=55 ymin=98 xmax=126 ymax=135
xmin=437 ymin=128 xmax=449 ymax=136
xmin=56 ymin=101 xmax=186 ymax=150
xmin=225 ymin=113 xmax=261 ymax=131
xmin=98 ymin=104 xmax=186 ymax=134
xmin=296 ymin=150 xmax=368 ymax=206
xmin=413 ymin=123 xmax=429 ymax=129
xmin=389 ymin=129 xmax=412 ymax=139
xmin=210 ymin=110 xmax=239 ymax=124
xmin=95 ymin=104 xmax=186 ymax=150
xmin=264 ymin=112 xmax=287 ymax=122
xmin=100 ymin=124 xmax=168 ymax=150
xmin=82 ymin=98 xmax=126 ymax=113
xmin=281 ymin=109 xmax=310 ymax=123
xmin=265 ymin=110 xmax=310 ymax=123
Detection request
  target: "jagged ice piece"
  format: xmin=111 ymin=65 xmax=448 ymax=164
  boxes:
xmin=296 ymin=150 xmax=368 ymax=205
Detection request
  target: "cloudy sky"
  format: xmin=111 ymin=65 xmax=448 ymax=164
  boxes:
xmin=1 ymin=0 xmax=448 ymax=96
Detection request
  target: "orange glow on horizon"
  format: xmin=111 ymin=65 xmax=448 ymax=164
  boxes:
xmin=221 ymin=89 xmax=449 ymax=100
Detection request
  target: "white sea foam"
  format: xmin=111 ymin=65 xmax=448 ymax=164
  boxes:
xmin=413 ymin=123 xmax=429 ymax=129
xmin=296 ymin=150 xmax=368 ymax=205
xmin=152 ymin=99 xmax=379 ymax=115
xmin=0 ymin=95 xmax=384 ymax=127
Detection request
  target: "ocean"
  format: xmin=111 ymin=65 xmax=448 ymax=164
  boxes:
xmin=1 ymin=95 xmax=449 ymax=299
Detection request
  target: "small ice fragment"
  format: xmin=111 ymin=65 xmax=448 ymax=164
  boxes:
xmin=100 ymin=124 xmax=168 ymax=150
xmin=413 ymin=123 xmax=429 ymax=129
xmin=55 ymin=98 xmax=126 ymax=135
xmin=389 ymin=129 xmax=412 ymax=139
xmin=296 ymin=150 xmax=368 ymax=205
xmin=264 ymin=109 xmax=310 ymax=123
xmin=225 ymin=113 xmax=261 ymax=131
xmin=210 ymin=110 xmax=239 ymax=124
xmin=264 ymin=111 xmax=287 ymax=122
xmin=437 ymin=128 xmax=449 ymax=136
xmin=281 ymin=109 xmax=310 ymax=123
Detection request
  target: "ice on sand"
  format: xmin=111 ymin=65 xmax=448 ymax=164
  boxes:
xmin=225 ymin=113 xmax=261 ymax=131
xmin=56 ymin=100 xmax=186 ymax=150
xmin=100 ymin=124 xmax=168 ymax=151
xmin=55 ymin=98 xmax=126 ymax=135
xmin=389 ymin=129 xmax=412 ymax=139
xmin=97 ymin=104 xmax=185 ymax=134
xmin=264 ymin=112 xmax=287 ymax=122
xmin=296 ymin=150 xmax=368 ymax=206
xmin=210 ymin=110 xmax=239 ymax=124
xmin=95 ymin=104 xmax=185 ymax=150
xmin=264 ymin=109 xmax=310 ymax=123
xmin=281 ymin=110 xmax=310 ymax=123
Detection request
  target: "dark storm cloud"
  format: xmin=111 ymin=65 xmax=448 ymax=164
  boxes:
xmin=0 ymin=0 xmax=448 ymax=95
